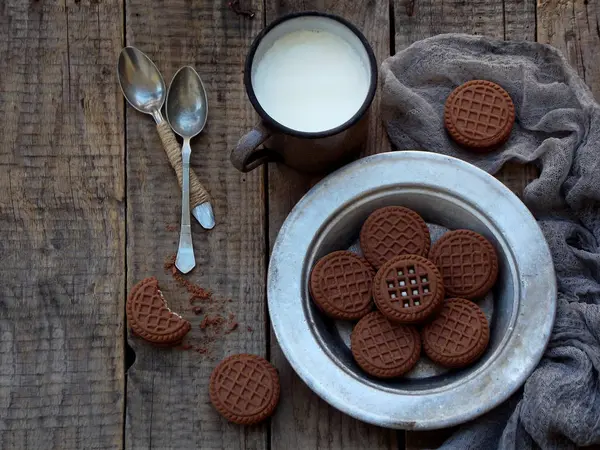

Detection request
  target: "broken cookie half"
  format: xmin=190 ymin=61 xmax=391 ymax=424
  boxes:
xmin=126 ymin=277 xmax=191 ymax=347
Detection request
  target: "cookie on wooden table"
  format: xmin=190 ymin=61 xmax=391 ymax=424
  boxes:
xmin=429 ymin=229 xmax=498 ymax=300
xmin=372 ymin=255 xmax=444 ymax=324
xmin=351 ymin=311 xmax=421 ymax=378
xmin=309 ymin=250 xmax=374 ymax=320
xmin=126 ymin=277 xmax=191 ymax=346
xmin=422 ymin=298 xmax=490 ymax=368
xmin=360 ymin=206 xmax=431 ymax=270
xmin=444 ymin=80 xmax=515 ymax=152
xmin=209 ymin=354 xmax=280 ymax=425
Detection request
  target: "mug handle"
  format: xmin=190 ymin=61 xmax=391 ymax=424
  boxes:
xmin=230 ymin=121 xmax=279 ymax=172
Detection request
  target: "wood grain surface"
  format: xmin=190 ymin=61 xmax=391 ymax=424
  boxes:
xmin=0 ymin=0 xmax=598 ymax=449
xmin=124 ymin=1 xmax=268 ymax=449
xmin=394 ymin=0 xmax=535 ymax=49
xmin=538 ymin=0 xmax=600 ymax=97
xmin=0 ymin=1 xmax=125 ymax=449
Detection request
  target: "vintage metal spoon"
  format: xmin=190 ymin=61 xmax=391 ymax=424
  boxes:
xmin=166 ymin=66 xmax=209 ymax=274
xmin=117 ymin=47 xmax=215 ymax=230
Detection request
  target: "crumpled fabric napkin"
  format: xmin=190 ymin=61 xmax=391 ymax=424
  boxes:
xmin=381 ymin=34 xmax=600 ymax=449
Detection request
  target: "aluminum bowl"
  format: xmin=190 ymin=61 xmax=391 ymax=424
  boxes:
xmin=267 ymin=151 xmax=556 ymax=430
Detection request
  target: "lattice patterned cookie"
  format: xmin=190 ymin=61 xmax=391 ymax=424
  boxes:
xmin=351 ymin=311 xmax=421 ymax=378
xmin=126 ymin=277 xmax=191 ymax=346
xmin=310 ymin=251 xmax=374 ymax=320
xmin=209 ymin=354 xmax=280 ymax=425
xmin=373 ymin=255 xmax=444 ymax=323
xmin=421 ymin=298 xmax=490 ymax=368
xmin=444 ymin=80 xmax=515 ymax=151
xmin=360 ymin=206 xmax=431 ymax=269
xmin=429 ymin=229 xmax=498 ymax=299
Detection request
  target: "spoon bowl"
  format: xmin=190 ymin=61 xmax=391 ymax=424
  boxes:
xmin=166 ymin=66 xmax=208 ymax=138
xmin=118 ymin=47 xmax=166 ymax=115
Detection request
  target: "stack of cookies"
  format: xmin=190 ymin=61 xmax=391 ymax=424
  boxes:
xmin=309 ymin=206 xmax=498 ymax=379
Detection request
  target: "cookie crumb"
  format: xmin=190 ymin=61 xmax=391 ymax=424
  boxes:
xmin=162 ymin=254 xmax=241 ymax=355
xmin=176 ymin=343 xmax=193 ymax=351
xmin=189 ymin=291 xmax=212 ymax=304
xmin=228 ymin=0 xmax=255 ymax=18
xmin=225 ymin=321 xmax=238 ymax=334
xmin=164 ymin=255 xmax=212 ymax=300
xmin=200 ymin=314 xmax=225 ymax=330
xmin=164 ymin=254 xmax=176 ymax=267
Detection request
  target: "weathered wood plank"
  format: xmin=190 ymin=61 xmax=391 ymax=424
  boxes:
xmin=124 ymin=1 xmax=267 ymax=449
xmin=395 ymin=0 xmax=535 ymax=48
xmin=504 ymin=0 xmax=536 ymax=40
xmin=395 ymin=0 xmax=504 ymax=50
xmin=0 ymin=1 xmax=125 ymax=449
xmin=393 ymin=1 xmax=535 ymax=448
xmin=537 ymin=0 xmax=600 ymax=98
xmin=265 ymin=1 xmax=398 ymax=449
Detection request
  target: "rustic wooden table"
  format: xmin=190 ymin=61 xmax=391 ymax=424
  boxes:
xmin=1 ymin=1 xmax=598 ymax=449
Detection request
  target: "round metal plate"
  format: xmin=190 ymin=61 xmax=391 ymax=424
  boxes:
xmin=267 ymin=151 xmax=556 ymax=430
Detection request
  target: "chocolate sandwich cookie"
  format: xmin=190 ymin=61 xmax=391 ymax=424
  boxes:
xmin=422 ymin=298 xmax=490 ymax=368
xmin=444 ymin=80 xmax=515 ymax=152
xmin=209 ymin=354 xmax=280 ymax=425
xmin=126 ymin=277 xmax=191 ymax=346
xmin=310 ymin=251 xmax=374 ymax=320
xmin=429 ymin=229 xmax=498 ymax=299
xmin=360 ymin=206 xmax=431 ymax=270
xmin=372 ymin=255 xmax=444 ymax=324
xmin=351 ymin=311 xmax=421 ymax=378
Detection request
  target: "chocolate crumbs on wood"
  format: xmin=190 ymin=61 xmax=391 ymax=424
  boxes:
xmin=227 ymin=0 xmax=255 ymax=18
xmin=164 ymin=254 xmax=213 ymax=299
xmin=200 ymin=314 xmax=225 ymax=330
xmin=162 ymin=254 xmax=241 ymax=357
xmin=225 ymin=322 xmax=238 ymax=334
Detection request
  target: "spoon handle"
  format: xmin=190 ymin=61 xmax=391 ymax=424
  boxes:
xmin=175 ymin=139 xmax=195 ymax=274
xmin=156 ymin=121 xmax=211 ymax=206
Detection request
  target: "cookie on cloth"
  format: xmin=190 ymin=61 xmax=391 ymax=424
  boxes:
xmin=444 ymin=80 xmax=515 ymax=152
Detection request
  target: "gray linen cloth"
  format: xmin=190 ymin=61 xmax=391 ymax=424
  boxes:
xmin=381 ymin=34 xmax=600 ymax=449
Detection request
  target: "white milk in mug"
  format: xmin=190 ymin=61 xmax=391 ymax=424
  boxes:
xmin=252 ymin=29 xmax=371 ymax=133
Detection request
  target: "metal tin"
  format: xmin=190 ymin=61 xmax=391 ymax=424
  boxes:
xmin=268 ymin=151 xmax=556 ymax=430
